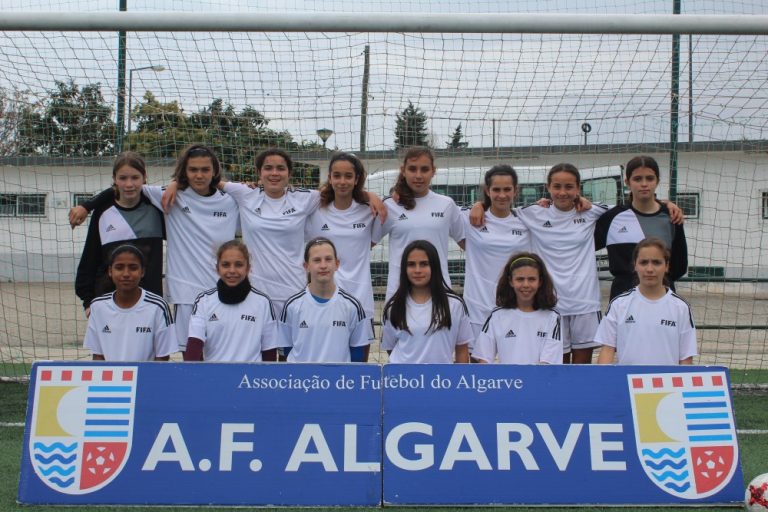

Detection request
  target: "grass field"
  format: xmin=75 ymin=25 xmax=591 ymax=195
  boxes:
xmin=1 ymin=382 xmax=765 ymax=511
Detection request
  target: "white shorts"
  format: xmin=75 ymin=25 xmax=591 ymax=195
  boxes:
xmin=560 ymin=311 xmax=602 ymax=353
xmin=174 ymin=303 xmax=193 ymax=351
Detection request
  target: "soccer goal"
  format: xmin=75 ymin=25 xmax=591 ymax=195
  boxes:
xmin=1 ymin=2 xmax=768 ymax=378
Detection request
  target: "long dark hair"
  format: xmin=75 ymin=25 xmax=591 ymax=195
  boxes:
xmin=481 ymin=164 xmax=518 ymax=211
xmin=393 ymin=146 xmax=434 ymax=210
xmin=625 ymin=155 xmax=660 ymax=203
xmin=172 ymin=144 xmax=222 ymax=192
xmin=383 ymin=240 xmax=453 ymax=334
xmin=112 ymin=151 xmax=147 ymax=200
xmin=319 ymin=152 xmax=368 ymax=207
xmin=496 ymin=252 xmax=557 ymax=310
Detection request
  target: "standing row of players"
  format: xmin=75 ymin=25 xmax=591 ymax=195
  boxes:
xmin=72 ymin=145 xmax=693 ymax=365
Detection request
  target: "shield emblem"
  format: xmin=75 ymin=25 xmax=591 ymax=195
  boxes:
xmin=28 ymin=366 xmax=137 ymax=495
xmin=627 ymin=371 xmax=738 ymax=500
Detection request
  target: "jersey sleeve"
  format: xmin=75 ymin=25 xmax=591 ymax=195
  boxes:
xmin=83 ymin=308 xmax=104 ymax=355
xmin=278 ymin=303 xmax=295 ymax=349
xmin=587 ymin=203 xmax=611 ymax=223
xmin=593 ymin=301 xmax=618 ymax=348
xmin=669 ymin=223 xmax=689 ymax=283
xmin=187 ymin=295 xmax=208 ymax=342
xmin=380 ymin=319 xmax=398 ymax=351
xmin=448 ymin=200 xmax=465 ymax=244
xmin=80 ymin=187 xmax=115 ymax=213
xmin=594 ymin=208 xmax=611 ymax=251
xmin=222 ymin=182 xmax=254 ymax=205
xmin=141 ymin=185 xmax=164 ymax=210
xmin=540 ymin=312 xmax=563 ymax=364
xmin=349 ymin=313 xmax=372 ymax=348
xmin=454 ymin=301 xmax=474 ymax=347
xmin=74 ymin=208 xmax=105 ymax=309
xmin=306 ymin=189 xmax=321 ymax=215
xmin=379 ymin=199 xmax=397 ymax=237
xmin=153 ymin=305 xmax=178 ymax=358
xmin=370 ymin=212 xmax=384 ymax=245
xmin=261 ymin=298 xmax=283 ymax=351
xmin=471 ymin=325 xmax=496 ymax=363
xmin=678 ymin=302 xmax=698 ymax=361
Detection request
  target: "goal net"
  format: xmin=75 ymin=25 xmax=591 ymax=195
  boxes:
xmin=1 ymin=1 xmax=767 ymax=378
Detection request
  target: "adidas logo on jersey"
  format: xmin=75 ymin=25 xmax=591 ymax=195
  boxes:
xmin=542 ymin=221 xmax=553 ymax=228
xmin=209 ymin=313 xmax=219 ymax=321
xmin=398 ymin=213 xmax=408 ymax=221
xmin=505 ymin=329 xmax=516 ymax=338
xmin=181 ymin=206 xmax=191 ymax=214
xmin=102 ymin=325 xmax=111 ymax=333
xmin=511 ymin=229 xmax=523 ymax=236
xmin=136 ymin=326 xmax=152 ymax=333
xmin=299 ymin=320 xmax=309 ymax=328
xmin=618 ymin=226 xmax=628 ymax=233
xmin=321 ymin=224 xmax=330 ymax=231
xmin=479 ymin=226 xmax=489 ymax=233
xmin=625 ymin=315 xmax=636 ymax=324
xmin=105 ymin=225 xmax=116 ymax=232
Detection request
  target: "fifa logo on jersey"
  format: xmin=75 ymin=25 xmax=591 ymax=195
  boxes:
xmin=627 ymin=371 xmax=738 ymax=500
xmin=28 ymin=366 xmax=137 ymax=495
xmin=536 ymin=331 xmax=547 ymax=338
xmin=282 ymin=207 xmax=296 ymax=216
xmin=135 ymin=326 xmax=152 ymax=333
xmin=241 ymin=314 xmax=256 ymax=322
xmin=661 ymin=319 xmax=677 ymax=327
xmin=510 ymin=229 xmax=523 ymax=236
xmin=573 ymin=218 xmax=586 ymax=224
xmin=352 ymin=223 xmax=366 ymax=229
xmin=431 ymin=212 xmax=444 ymax=217
xmin=332 ymin=320 xmax=347 ymax=327
xmin=212 ymin=211 xmax=227 ymax=217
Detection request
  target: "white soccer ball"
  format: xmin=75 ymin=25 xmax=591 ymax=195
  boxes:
xmin=745 ymin=473 xmax=768 ymax=511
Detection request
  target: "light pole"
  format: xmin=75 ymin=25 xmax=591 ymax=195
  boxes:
xmin=316 ymin=128 xmax=333 ymax=149
xmin=127 ymin=65 xmax=166 ymax=143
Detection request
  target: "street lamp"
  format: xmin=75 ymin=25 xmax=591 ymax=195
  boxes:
xmin=127 ymin=64 xmax=166 ymax=140
xmin=316 ymin=128 xmax=334 ymax=149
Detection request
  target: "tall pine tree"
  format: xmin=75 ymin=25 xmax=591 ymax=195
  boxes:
xmin=446 ymin=123 xmax=468 ymax=148
xmin=394 ymin=101 xmax=429 ymax=148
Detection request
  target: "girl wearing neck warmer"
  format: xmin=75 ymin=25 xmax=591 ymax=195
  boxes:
xmin=185 ymin=240 xmax=279 ymax=362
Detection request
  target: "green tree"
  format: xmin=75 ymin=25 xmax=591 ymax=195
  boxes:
xmin=395 ymin=101 xmax=429 ymax=148
xmin=17 ymin=80 xmax=116 ymax=156
xmin=446 ymin=123 xmax=468 ymax=149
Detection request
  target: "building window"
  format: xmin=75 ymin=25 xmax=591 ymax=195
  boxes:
xmin=676 ymin=192 xmax=700 ymax=219
xmin=0 ymin=193 xmax=46 ymax=217
xmin=72 ymin=193 xmax=94 ymax=208
xmin=763 ymin=191 xmax=768 ymax=220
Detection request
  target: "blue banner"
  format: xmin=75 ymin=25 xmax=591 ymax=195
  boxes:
xmin=382 ymin=364 xmax=743 ymax=505
xmin=19 ymin=363 xmax=743 ymax=506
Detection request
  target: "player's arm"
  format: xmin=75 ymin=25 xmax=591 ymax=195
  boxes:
xmin=679 ymin=356 xmax=693 ymax=365
xmin=364 ymin=191 xmax=388 ymax=223
xmin=154 ymin=355 xmax=170 ymax=361
xmin=185 ymin=338 xmax=204 ymax=361
xmin=69 ymin=187 xmax=115 ymax=228
xmin=597 ymin=345 xmax=616 ymax=364
xmin=455 ymin=343 xmax=470 ymax=364
xmin=92 ymin=354 xmax=105 ymax=361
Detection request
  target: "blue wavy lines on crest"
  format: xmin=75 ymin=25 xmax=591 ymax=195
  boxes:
xmin=664 ymin=481 xmax=691 ymax=492
xmin=34 ymin=453 xmax=76 ymax=464
xmin=641 ymin=447 xmax=686 ymax=459
xmin=651 ymin=469 xmax=690 ymax=482
xmin=38 ymin=465 xmax=76 ymax=477
xmin=48 ymin=477 xmax=74 ymax=488
xmin=643 ymin=459 xmax=687 ymax=470
xmin=33 ymin=442 xmax=76 ymax=453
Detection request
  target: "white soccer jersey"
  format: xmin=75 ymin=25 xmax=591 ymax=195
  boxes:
xmin=461 ymin=209 xmax=530 ymax=328
xmin=516 ymin=204 xmax=608 ymax=315
xmin=188 ymin=286 xmax=280 ymax=362
xmin=224 ymin=183 xmax=320 ymax=304
xmin=473 ymin=307 xmax=562 ymax=364
xmin=143 ymin=185 xmax=239 ymax=304
xmin=305 ymin=202 xmax=383 ymax=317
xmin=84 ymin=289 xmax=176 ymax=361
xmin=381 ymin=191 xmax=465 ymax=300
xmin=382 ymin=294 xmax=473 ymax=364
xmin=279 ymin=287 xmax=370 ymax=363
xmin=594 ymin=288 xmax=697 ymax=365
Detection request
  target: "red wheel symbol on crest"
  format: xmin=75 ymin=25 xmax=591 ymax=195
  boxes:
xmin=80 ymin=442 xmax=127 ymax=490
xmin=691 ymin=446 xmax=733 ymax=494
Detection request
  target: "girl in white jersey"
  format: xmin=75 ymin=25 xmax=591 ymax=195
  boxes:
xmin=462 ymin=164 xmax=530 ymax=338
xmin=219 ymin=149 xmax=385 ymax=317
xmin=382 ymin=240 xmax=472 ymax=364
xmin=473 ymin=252 xmax=561 ymax=365
xmin=305 ymin=153 xmax=382 ymax=361
xmin=186 ymin=240 xmax=279 ymax=362
xmin=84 ymin=245 xmax=176 ymax=361
xmin=279 ymin=237 xmax=371 ymax=363
xmin=596 ymin=237 xmax=696 ymax=365
xmin=380 ymin=147 xmax=465 ymax=301
xmin=72 ymin=145 xmax=240 ymax=358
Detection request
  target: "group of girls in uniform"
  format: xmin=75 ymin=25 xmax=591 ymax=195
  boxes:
xmin=73 ymin=143 xmax=696 ymax=366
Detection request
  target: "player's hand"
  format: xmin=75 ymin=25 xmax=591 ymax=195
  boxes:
xmin=575 ymin=196 xmax=592 ymax=212
xmin=161 ymin=181 xmax=178 ymax=213
xmin=664 ymin=200 xmax=684 ymax=225
xmin=245 ymin=181 xmax=258 ymax=189
xmin=536 ymin=198 xmax=552 ymax=208
xmin=468 ymin=201 xmax=485 ymax=227
xmin=367 ymin=192 xmax=387 ymax=223
xmin=69 ymin=205 xmax=88 ymax=229
xmin=84 ymin=307 xmax=91 ymax=319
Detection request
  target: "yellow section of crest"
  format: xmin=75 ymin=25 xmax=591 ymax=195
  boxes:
xmin=636 ymin=392 xmax=675 ymax=443
xmin=35 ymin=386 xmax=75 ymax=437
